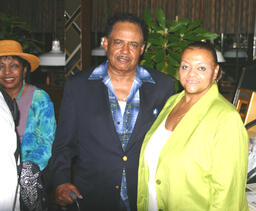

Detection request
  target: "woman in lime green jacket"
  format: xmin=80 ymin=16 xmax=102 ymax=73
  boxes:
xmin=137 ymin=42 xmax=248 ymax=211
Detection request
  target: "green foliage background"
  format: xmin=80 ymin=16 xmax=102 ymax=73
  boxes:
xmin=0 ymin=12 xmax=40 ymax=52
xmin=141 ymin=8 xmax=218 ymax=90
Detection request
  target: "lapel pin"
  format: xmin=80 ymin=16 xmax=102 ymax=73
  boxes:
xmin=153 ymin=108 xmax=158 ymax=117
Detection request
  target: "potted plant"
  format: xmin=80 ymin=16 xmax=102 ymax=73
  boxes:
xmin=0 ymin=12 xmax=41 ymax=53
xmin=141 ymin=8 xmax=218 ymax=90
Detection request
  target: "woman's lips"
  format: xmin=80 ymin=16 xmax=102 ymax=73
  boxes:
xmin=3 ymin=77 xmax=15 ymax=83
xmin=186 ymin=80 xmax=199 ymax=84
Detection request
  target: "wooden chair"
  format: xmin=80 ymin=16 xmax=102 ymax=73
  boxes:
xmin=236 ymin=89 xmax=256 ymax=125
xmin=247 ymin=119 xmax=256 ymax=183
xmin=233 ymin=64 xmax=256 ymax=125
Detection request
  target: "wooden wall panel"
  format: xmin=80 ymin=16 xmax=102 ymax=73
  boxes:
xmin=2 ymin=0 xmax=255 ymax=35
xmin=1 ymin=0 xmax=54 ymax=33
xmin=91 ymin=0 xmax=256 ymax=34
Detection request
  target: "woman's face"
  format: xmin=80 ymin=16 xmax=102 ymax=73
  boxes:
xmin=0 ymin=56 xmax=26 ymax=92
xmin=179 ymin=47 xmax=219 ymax=98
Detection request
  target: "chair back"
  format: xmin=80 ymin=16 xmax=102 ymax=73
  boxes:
xmin=233 ymin=63 xmax=256 ymax=125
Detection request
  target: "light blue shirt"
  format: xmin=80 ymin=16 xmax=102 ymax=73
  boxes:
xmin=89 ymin=61 xmax=155 ymax=210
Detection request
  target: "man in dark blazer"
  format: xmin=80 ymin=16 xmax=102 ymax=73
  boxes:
xmin=50 ymin=13 xmax=175 ymax=211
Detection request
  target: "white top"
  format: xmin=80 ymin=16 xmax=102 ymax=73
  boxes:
xmin=118 ymin=101 xmax=127 ymax=116
xmin=144 ymin=119 xmax=172 ymax=211
xmin=0 ymin=92 xmax=20 ymax=210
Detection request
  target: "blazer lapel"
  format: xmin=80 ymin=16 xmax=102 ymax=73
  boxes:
xmin=88 ymin=79 xmax=123 ymax=149
xmin=143 ymin=83 xmax=219 ymax=155
xmin=125 ymin=83 xmax=158 ymax=151
xmin=162 ymin=83 xmax=219 ymax=153
xmin=142 ymin=91 xmax=183 ymax=147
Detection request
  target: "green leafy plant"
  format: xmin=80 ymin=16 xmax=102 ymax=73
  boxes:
xmin=141 ymin=8 xmax=218 ymax=90
xmin=0 ymin=12 xmax=41 ymax=52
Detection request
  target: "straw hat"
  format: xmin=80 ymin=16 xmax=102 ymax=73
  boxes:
xmin=0 ymin=40 xmax=40 ymax=72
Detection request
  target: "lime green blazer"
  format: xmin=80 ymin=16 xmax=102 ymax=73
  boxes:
xmin=137 ymin=83 xmax=248 ymax=211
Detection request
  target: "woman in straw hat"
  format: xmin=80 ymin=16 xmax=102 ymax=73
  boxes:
xmin=0 ymin=40 xmax=56 ymax=211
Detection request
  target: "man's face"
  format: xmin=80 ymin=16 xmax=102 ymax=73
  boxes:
xmin=103 ymin=21 xmax=145 ymax=74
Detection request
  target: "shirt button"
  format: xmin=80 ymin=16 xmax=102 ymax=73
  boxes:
xmin=122 ymin=156 xmax=128 ymax=161
xmin=115 ymin=185 xmax=119 ymax=190
xmin=156 ymin=179 xmax=161 ymax=185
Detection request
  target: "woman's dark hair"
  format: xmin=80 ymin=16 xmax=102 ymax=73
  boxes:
xmin=181 ymin=41 xmax=218 ymax=64
xmin=104 ymin=13 xmax=148 ymax=43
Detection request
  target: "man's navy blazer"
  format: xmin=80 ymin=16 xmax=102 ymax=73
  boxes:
xmin=50 ymin=65 xmax=175 ymax=210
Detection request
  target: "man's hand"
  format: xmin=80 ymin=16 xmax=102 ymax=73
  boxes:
xmin=55 ymin=183 xmax=83 ymax=206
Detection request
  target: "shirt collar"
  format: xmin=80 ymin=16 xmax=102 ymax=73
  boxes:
xmin=88 ymin=60 xmax=155 ymax=84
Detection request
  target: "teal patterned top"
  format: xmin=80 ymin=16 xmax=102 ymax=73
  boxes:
xmin=20 ymin=88 xmax=56 ymax=170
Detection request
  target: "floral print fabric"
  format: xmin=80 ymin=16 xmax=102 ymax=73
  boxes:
xmin=20 ymin=88 xmax=56 ymax=170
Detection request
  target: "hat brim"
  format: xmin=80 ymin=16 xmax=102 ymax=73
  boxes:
xmin=0 ymin=52 xmax=40 ymax=72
